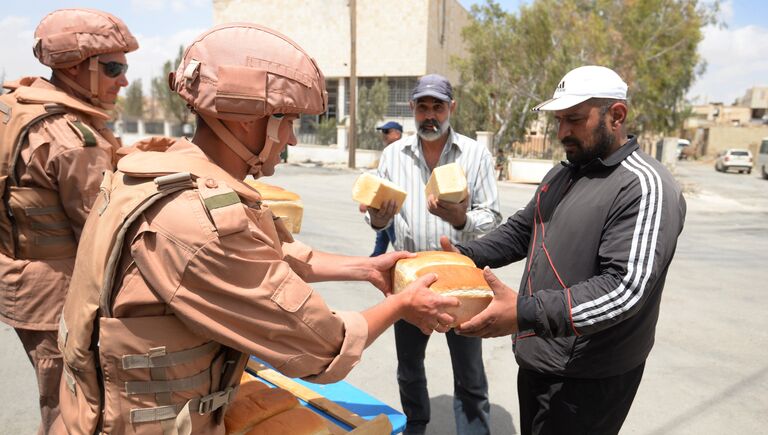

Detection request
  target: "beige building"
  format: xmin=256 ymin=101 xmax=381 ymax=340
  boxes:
xmin=737 ymin=86 xmax=768 ymax=121
xmin=213 ymin=0 xmax=471 ymax=145
xmin=685 ymin=103 xmax=752 ymax=129
xmin=683 ymin=102 xmax=768 ymax=157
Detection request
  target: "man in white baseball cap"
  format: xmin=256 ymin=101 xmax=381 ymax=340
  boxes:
xmin=533 ymin=65 xmax=629 ymax=166
xmin=441 ymin=65 xmax=687 ymax=434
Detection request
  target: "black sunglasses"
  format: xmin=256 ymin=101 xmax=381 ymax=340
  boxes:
xmin=381 ymin=129 xmax=391 ymax=134
xmin=98 ymin=61 xmax=129 ymax=78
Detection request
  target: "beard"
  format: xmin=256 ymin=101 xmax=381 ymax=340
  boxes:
xmin=561 ymin=119 xmax=615 ymax=166
xmin=417 ymin=117 xmax=451 ymax=141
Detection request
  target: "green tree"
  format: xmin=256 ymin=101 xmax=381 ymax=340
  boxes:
xmin=313 ymin=117 xmax=338 ymax=145
xmin=453 ymin=0 xmax=719 ymax=153
xmin=152 ymin=46 xmax=190 ymax=125
xmin=124 ymin=79 xmax=144 ymax=118
xmin=356 ymin=79 xmax=389 ymax=150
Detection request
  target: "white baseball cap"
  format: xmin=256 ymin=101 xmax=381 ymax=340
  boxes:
xmin=532 ymin=65 xmax=627 ymax=112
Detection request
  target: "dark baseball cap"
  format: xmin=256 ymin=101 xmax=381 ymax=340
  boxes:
xmin=376 ymin=121 xmax=403 ymax=132
xmin=411 ymin=74 xmax=453 ymax=102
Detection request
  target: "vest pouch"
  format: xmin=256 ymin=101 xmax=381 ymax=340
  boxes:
xmin=8 ymin=186 xmax=76 ymax=260
xmin=99 ymin=315 xmax=221 ymax=435
xmin=59 ymin=362 xmax=101 ymax=435
xmin=0 ymin=176 xmax=14 ymax=257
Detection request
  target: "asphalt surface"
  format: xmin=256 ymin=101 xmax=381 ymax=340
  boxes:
xmin=1 ymin=159 xmax=766 ymax=434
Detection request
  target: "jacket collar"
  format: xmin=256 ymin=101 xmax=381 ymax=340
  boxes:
xmin=562 ymin=135 xmax=638 ymax=173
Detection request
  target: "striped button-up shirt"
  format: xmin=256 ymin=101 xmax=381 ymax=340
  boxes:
xmin=366 ymin=129 xmax=501 ymax=252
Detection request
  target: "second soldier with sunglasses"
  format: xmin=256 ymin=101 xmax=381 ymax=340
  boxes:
xmin=0 ymin=8 xmax=137 ymax=433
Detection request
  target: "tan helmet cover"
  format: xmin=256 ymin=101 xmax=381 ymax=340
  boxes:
xmin=170 ymin=23 xmax=328 ymax=122
xmin=33 ymin=8 xmax=139 ymax=69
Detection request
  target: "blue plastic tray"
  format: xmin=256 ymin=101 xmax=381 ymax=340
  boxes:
xmin=245 ymin=356 xmax=405 ymax=434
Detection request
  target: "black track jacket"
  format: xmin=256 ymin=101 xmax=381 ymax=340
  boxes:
xmin=457 ymin=137 xmax=686 ymax=378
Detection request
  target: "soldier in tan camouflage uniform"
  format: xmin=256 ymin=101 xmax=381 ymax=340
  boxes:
xmin=0 ymin=9 xmax=137 ymax=433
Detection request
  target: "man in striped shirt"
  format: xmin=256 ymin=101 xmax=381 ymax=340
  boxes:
xmin=366 ymin=74 xmax=501 ymax=435
xmin=451 ymin=66 xmax=687 ymax=435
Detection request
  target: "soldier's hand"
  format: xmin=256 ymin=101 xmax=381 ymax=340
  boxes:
xmin=367 ymin=250 xmax=415 ymax=296
xmin=427 ymin=194 xmax=468 ymax=229
xmin=368 ymin=199 xmax=398 ymax=229
xmin=397 ymin=273 xmax=459 ymax=335
xmin=456 ymin=267 xmax=519 ymax=338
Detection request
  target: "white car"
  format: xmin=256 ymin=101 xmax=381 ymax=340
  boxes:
xmin=714 ymin=149 xmax=753 ymax=174
xmin=676 ymin=139 xmax=691 ymax=160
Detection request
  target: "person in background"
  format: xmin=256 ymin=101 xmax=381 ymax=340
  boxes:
xmin=0 ymin=9 xmax=137 ymax=433
xmin=448 ymin=65 xmax=687 ymax=435
xmin=376 ymin=120 xmax=403 ymax=146
xmin=366 ymin=121 xmax=404 ymax=256
xmin=365 ymin=74 xmax=501 ymax=435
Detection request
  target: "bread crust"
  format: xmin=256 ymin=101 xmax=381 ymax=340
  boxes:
xmin=225 ymin=384 xmax=300 ymax=435
xmin=393 ymin=251 xmax=492 ymax=326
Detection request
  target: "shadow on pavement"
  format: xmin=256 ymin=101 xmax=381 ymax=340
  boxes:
xmin=425 ymin=394 xmax=516 ymax=434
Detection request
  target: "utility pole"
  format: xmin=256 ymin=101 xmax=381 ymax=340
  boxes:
xmin=347 ymin=0 xmax=357 ymax=168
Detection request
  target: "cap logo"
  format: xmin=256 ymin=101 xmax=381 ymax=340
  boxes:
xmin=555 ymin=80 xmax=566 ymax=94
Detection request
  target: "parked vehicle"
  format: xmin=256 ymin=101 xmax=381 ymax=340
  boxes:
xmin=758 ymin=138 xmax=768 ymax=180
xmin=676 ymin=139 xmax=691 ymax=160
xmin=714 ymin=149 xmax=753 ymax=174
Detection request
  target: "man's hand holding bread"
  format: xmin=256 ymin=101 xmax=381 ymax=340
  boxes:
xmin=395 ymin=273 xmax=461 ymax=335
xmin=426 ymin=194 xmax=469 ymax=229
xmin=454 ymin=267 xmax=519 ymax=338
xmin=368 ymin=199 xmax=399 ymax=230
xmin=439 ymin=235 xmax=520 ymax=338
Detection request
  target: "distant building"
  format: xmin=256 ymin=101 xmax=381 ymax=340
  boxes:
xmin=737 ymin=86 xmax=768 ymax=122
xmin=683 ymin=100 xmax=768 ymax=158
xmin=213 ymin=0 xmax=471 ymax=147
xmin=685 ymin=103 xmax=752 ymax=128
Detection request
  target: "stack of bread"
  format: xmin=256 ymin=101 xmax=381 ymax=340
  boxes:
xmin=425 ymin=162 xmax=468 ymax=203
xmin=225 ymin=374 xmax=330 ymax=435
xmin=245 ymin=180 xmax=304 ymax=233
xmin=352 ymin=173 xmax=407 ymax=212
xmin=393 ymin=251 xmax=493 ymax=327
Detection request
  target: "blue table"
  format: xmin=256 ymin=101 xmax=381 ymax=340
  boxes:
xmin=245 ymin=356 xmax=406 ymax=434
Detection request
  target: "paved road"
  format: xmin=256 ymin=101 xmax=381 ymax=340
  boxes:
xmin=1 ymin=159 xmax=766 ymax=434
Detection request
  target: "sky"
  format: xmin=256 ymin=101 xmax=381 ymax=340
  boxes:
xmin=1 ymin=0 xmax=766 ymax=105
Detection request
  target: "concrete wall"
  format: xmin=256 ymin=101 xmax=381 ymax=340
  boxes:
xmin=705 ymin=126 xmax=768 ymax=157
xmin=213 ymin=0 xmax=469 ymax=81
xmin=425 ymin=0 xmax=471 ymax=83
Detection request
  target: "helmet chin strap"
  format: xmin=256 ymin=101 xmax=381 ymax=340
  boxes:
xmin=199 ymin=113 xmax=284 ymax=178
xmin=53 ymin=58 xmax=113 ymax=109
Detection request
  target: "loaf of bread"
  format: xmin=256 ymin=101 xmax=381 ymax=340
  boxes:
xmin=393 ymin=251 xmax=492 ymax=327
xmin=245 ymin=407 xmax=331 ymax=435
xmin=245 ymin=179 xmax=303 ymax=233
xmin=225 ymin=382 xmax=300 ymax=435
xmin=352 ymin=173 xmax=407 ymax=212
xmin=425 ymin=162 xmax=468 ymax=203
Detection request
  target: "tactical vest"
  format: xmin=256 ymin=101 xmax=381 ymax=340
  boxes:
xmin=58 ymin=139 xmax=273 ymax=435
xmin=0 ymin=78 xmax=109 ymax=260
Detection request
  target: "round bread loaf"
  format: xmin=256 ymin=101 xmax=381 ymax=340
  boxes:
xmin=225 ymin=384 xmax=299 ymax=435
xmin=393 ymin=251 xmax=493 ymax=327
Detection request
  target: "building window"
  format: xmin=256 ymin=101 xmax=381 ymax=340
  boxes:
xmin=387 ymin=77 xmax=417 ymax=117
xmin=344 ymin=77 xmax=417 ymax=118
xmin=326 ymin=79 xmax=338 ymax=120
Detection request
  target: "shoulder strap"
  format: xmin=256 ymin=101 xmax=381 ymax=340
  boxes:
xmin=196 ymin=177 xmax=249 ymax=237
xmin=68 ymin=121 xmax=98 ymax=147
